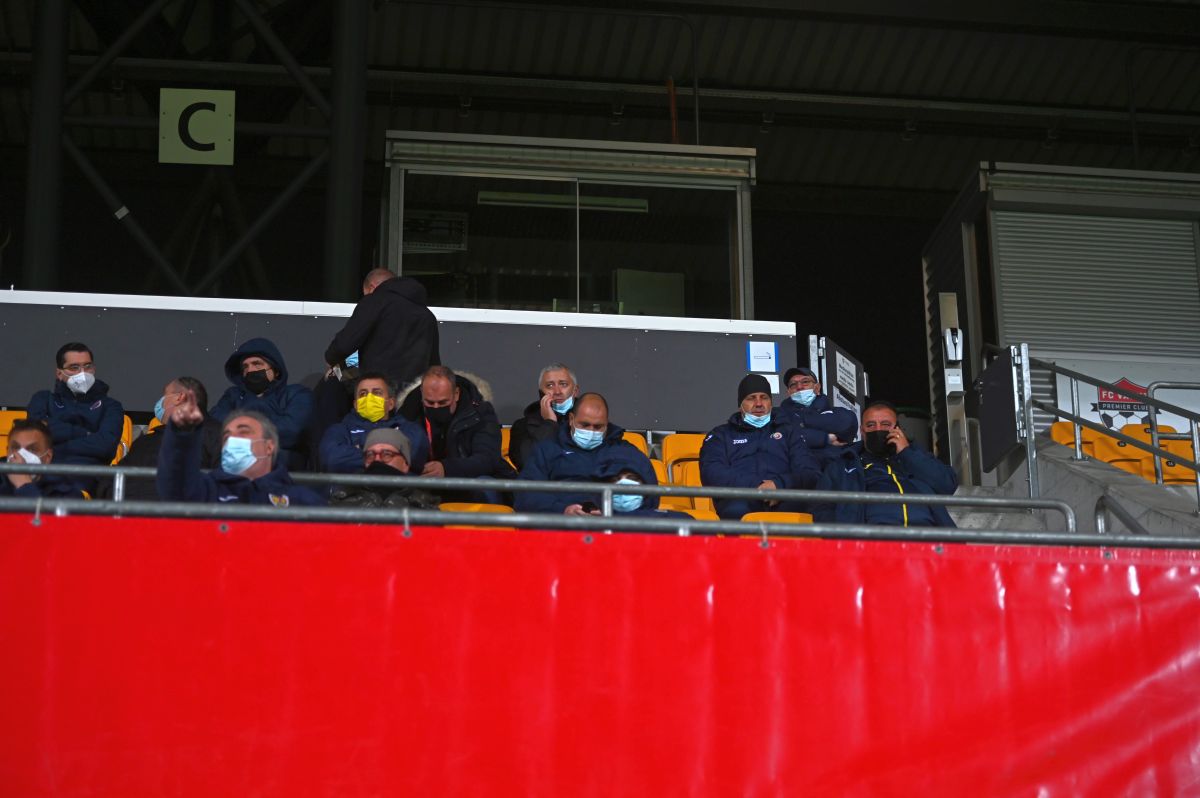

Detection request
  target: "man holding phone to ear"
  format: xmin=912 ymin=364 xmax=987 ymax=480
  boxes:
xmin=813 ymin=399 xmax=958 ymax=527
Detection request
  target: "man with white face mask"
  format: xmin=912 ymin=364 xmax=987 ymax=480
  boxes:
xmin=25 ymin=342 xmax=125 ymax=492
xmin=1 ymin=419 xmax=85 ymax=498
xmin=157 ymin=390 xmax=324 ymax=506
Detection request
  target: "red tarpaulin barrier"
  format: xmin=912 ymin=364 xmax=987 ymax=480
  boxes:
xmin=2 ymin=513 xmax=1200 ymax=796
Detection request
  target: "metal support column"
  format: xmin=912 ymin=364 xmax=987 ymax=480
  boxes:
xmin=22 ymin=0 xmax=68 ymax=290
xmin=323 ymin=0 xmax=369 ymax=300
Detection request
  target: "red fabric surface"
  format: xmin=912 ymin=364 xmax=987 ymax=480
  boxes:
xmin=2 ymin=513 xmax=1199 ymax=796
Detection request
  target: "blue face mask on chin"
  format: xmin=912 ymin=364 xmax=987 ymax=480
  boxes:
xmin=552 ymin=395 xmax=575 ymax=415
xmin=612 ymin=477 xmax=644 ymax=512
xmin=790 ymin=389 xmax=816 ymax=407
xmin=154 ymin=395 xmax=166 ymax=423
xmin=572 ymin=426 xmax=605 ymax=450
xmin=221 ymin=436 xmax=261 ymax=475
xmin=743 ymin=412 xmax=771 ymax=428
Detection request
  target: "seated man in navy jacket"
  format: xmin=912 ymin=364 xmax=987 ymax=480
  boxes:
xmin=516 ymin=392 xmax=682 ymax=518
xmin=813 ymin=399 xmax=958 ymax=527
xmin=158 ymin=390 xmax=324 ymax=507
xmin=774 ymin=366 xmax=859 ymax=465
xmin=699 ymin=373 xmax=822 ymax=519
xmin=26 ymin=341 xmax=124 ymax=491
xmin=2 ymin=418 xmax=86 ymax=499
xmin=319 ymin=371 xmax=429 ymax=474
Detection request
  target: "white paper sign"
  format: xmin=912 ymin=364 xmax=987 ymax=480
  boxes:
xmin=747 ymin=341 xmax=778 ymax=373
xmin=763 ymin=374 xmax=780 ymax=394
xmin=835 ymin=352 xmax=857 ymax=394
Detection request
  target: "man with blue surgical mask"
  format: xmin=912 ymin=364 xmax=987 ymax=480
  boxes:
xmin=508 ymin=363 xmax=582 ymax=471
xmin=699 ymin=373 xmax=821 ymax=519
xmin=775 ymin=366 xmax=859 ymax=466
xmin=157 ymin=390 xmax=324 ymax=507
xmin=515 ymin=392 xmax=684 ymax=518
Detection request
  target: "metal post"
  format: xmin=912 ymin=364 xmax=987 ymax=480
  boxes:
xmin=23 ymin=0 xmax=68 ymax=290
xmin=1069 ymin=377 xmax=1083 ymax=460
xmin=323 ymin=0 xmax=369 ymax=301
xmin=1192 ymin=422 xmax=1200 ymax=514
xmin=1018 ymin=343 xmax=1040 ymax=498
xmin=601 ymin=486 xmax=613 ymax=517
xmin=113 ymin=472 xmax=126 ymax=503
xmin=1148 ymin=398 xmax=1165 ymax=485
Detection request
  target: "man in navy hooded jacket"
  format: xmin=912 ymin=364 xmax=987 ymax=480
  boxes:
xmin=813 ymin=400 xmax=957 ymax=527
xmin=210 ymin=337 xmax=313 ymax=469
xmin=699 ymin=373 xmax=822 ymax=519
xmin=157 ymin=394 xmax=324 ymax=507
xmin=515 ymin=392 xmax=678 ymax=517
xmin=26 ymin=341 xmax=125 ymax=491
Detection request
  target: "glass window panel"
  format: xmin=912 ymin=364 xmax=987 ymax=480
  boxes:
xmin=577 ymin=183 xmax=737 ymax=318
xmin=401 ymin=173 xmax=576 ymax=311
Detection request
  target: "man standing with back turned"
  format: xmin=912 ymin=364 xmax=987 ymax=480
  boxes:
xmin=324 ymin=268 xmax=441 ymax=387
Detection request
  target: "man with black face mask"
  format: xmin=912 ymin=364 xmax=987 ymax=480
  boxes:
xmin=813 ymin=400 xmax=958 ymax=527
xmin=398 ymin=365 xmax=514 ymax=501
xmin=328 ymin=428 xmax=438 ymax=508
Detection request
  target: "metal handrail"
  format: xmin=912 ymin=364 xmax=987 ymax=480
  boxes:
xmin=2 ymin=495 xmax=1194 ymax=549
xmin=1094 ymin=495 xmax=1151 ymax=537
xmin=0 ymin=460 xmax=1078 ymax=533
xmin=1021 ymin=353 xmax=1200 ymax=510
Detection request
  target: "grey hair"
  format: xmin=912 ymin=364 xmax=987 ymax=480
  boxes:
xmin=223 ymin=409 xmax=280 ymax=466
xmin=538 ymin=362 xmax=578 ymax=387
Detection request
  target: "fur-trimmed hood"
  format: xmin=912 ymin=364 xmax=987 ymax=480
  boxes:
xmin=399 ymin=370 xmax=494 ymax=405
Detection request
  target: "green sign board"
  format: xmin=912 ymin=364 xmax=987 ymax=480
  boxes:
xmin=159 ymin=88 xmax=235 ymax=165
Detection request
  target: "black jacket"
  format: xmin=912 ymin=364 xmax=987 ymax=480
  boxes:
xmin=399 ymin=375 xmax=515 ymax=479
xmin=324 ymin=277 xmax=441 ymax=386
xmin=508 ymin=398 xmax=569 ymax=471
xmin=96 ymin=417 xmax=223 ymax=501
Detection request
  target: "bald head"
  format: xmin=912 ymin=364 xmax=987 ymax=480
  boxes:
xmin=570 ymin=392 xmax=609 ymax=433
xmin=362 ymin=268 xmax=395 ymax=295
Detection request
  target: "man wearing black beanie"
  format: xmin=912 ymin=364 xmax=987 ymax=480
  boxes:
xmin=699 ymin=373 xmax=821 ymax=519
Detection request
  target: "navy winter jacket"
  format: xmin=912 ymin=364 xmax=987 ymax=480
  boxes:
xmin=775 ymin=394 xmax=859 ymax=462
xmin=318 ymin=411 xmax=430 ymax=474
xmin=157 ymin=422 xmax=325 ymax=506
xmin=210 ymin=337 xmax=314 ymax=456
xmin=515 ymin=422 xmax=660 ymax=514
xmin=26 ymin=378 xmax=125 ymax=466
xmin=699 ymin=412 xmax=821 ymax=519
xmin=814 ymin=442 xmax=958 ymax=527
xmin=0 ymin=474 xmax=85 ymax=499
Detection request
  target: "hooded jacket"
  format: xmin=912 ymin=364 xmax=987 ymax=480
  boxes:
xmin=699 ymin=411 xmax=821 ymax=519
xmin=156 ymin=422 xmax=325 ymax=506
xmin=508 ymin=397 xmax=570 ymax=471
xmin=26 ymin=378 xmax=125 ymax=466
xmin=318 ymin=410 xmax=430 ymax=474
xmin=515 ymin=421 xmax=660 ymax=514
xmin=774 ymin=393 xmax=859 ymax=462
xmin=324 ymin=276 xmax=441 ymax=386
xmin=398 ymin=373 xmax=513 ymax=479
xmin=210 ymin=337 xmax=314 ymax=455
xmin=813 ymin=441 xmax=958 ymax=527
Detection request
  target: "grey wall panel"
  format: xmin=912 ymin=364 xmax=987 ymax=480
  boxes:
xmin=0 ymin=303 xmax=791 ymax=434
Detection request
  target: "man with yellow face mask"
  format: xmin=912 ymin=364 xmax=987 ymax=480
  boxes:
xmin=317 ymin=372 xmax=429 ymax=473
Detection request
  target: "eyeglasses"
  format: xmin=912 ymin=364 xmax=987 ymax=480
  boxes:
xmin=787 ymin=379 xmax=817 ymax=390
xmin=364 ymin=449 xmax=404 ymax=463
xmin=60 ymin=363 xmax=95 ymax=374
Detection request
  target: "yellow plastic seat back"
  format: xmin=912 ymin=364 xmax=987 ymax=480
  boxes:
xmin=0 ymin=409 xmax=29 ymax=454
xmin=677 ymin=460 xmax=713 ymax=513
xmin=111 ymin=415 xmax=134 ymax=465
xmin=661 ymin=433 xmax=705 ymax=482
xmin=438 ymin=502 xmax=515 ymax=531
xmin=622 ymin=431 xmax=649 ymax=457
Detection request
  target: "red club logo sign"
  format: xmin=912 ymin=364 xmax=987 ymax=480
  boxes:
xmin=1093 ymin=377 xmax=1148 ymax=427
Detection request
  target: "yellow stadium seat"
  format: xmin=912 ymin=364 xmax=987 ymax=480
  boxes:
xmin=0 ymin=409 xmax=29 ymax=453
xmin=741 ymin=511 xmax=814 ymax=524
xmin=661 ymin=432 xmax=705 ymax=482
xmin=650 ymin=458 xmax=667 ymax=483
xmin=500 ymin=427 xmax=511 ymax=457
xmin=1118 ymin=423 xmax=1199 ymax=484
xmin=438 ymin=502 xmax=516 ymax=530
xmin=622 ymin=430 xmax=650 ymax=457
xmin=1049 ymin=421 xmax=1097 ymax=458
xmin=148 ymin=416 xmax=164 ymax=431
xmin=1092 ymin=432 xmax=1145 ymax=478
xmin=676 ymin=460 xmax=714 ymax=513
xmin=111 ymin=415 xmax=134 ymax=465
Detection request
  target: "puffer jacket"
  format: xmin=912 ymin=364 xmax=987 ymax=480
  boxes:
xmin=210 ymin=337 xmax=314 ymax=459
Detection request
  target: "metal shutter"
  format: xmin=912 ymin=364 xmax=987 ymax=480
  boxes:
xmin=991 ymin=211 xmax=1200 ymax=357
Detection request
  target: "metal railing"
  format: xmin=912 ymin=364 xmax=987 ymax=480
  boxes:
xmin=1022 ymin=353 xmax=1200 ymax=511
xmin=0 ymin=460 xmax=1086 ymax=541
